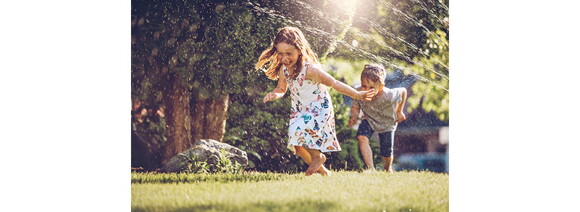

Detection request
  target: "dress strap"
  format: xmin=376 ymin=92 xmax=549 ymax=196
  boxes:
xmin=301 ymin=61 xmax=310 ymax=75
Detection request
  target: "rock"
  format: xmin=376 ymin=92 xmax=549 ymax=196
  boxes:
xmin=162 ymin=139 xmax=248 ymax=172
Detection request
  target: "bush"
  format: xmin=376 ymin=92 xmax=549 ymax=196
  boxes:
xmin=179 ymin=148 xmax=244 ymax=174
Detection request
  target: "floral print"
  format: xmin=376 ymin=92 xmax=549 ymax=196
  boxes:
xmin=285 ymin=63 xmax=341 ymax=154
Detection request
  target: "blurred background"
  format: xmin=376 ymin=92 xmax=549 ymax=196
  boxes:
xmin=131 ymin=0 xmax=448 ymax=173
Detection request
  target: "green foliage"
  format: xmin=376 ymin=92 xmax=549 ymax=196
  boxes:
xmin=177 ymin=148 xmax=244 ymax=174
xmin=329 ymin=0 xmax=449 ymax=121
xmin=213 ymin=148 xmax=244 ymax=174
xmin=224 ymin=79 xmax=299 ymax=172
xmin=261 ymin=0 xmax=357 ymax=60
xmin=188 ymin=2 xmax=282 ymax=98
xmin=131 ymin=0 xmax=202 ymax=104
xmin=178 ymin=151 xmax=210 ymax=174
xmin=405 ymin=29 xmax=449 ymax=120
xmin=131 ymin=0 xmax=284 ymax=170
xmin=322 ymin=58 xmax=370 ymax=85
xmin=132 ymin=117 xmax=167 ymax=147
xmin=131 ymin=113 xmax=166 ymax=169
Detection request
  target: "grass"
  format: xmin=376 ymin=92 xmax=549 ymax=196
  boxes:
xmin=132 ymin=171 xmax=448 ymax=212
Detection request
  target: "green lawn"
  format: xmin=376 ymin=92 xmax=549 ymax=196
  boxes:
xmin=132 ymin=171 xmax=448 ymax=212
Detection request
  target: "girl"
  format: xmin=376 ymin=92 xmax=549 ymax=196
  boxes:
xmin=256 ymin=27 xmax=375 ymax=176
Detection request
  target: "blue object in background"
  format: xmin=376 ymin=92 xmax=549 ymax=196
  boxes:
xmin=395 ymin=153 xmax=449 ymax=173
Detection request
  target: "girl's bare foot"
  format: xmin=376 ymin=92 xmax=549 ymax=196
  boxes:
xmin=362 ymin=169 xmax=376 ymax=174
xmin=317 ymin=165 xmax=332 ymax=176
xmin=306 ymin=153 xmax=326 ymax=176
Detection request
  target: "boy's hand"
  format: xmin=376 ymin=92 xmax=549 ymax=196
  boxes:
xmin=348 ymin=116 xmax=357 ymax=127
xmin=396 ymin=111 xmax=406 ymax=123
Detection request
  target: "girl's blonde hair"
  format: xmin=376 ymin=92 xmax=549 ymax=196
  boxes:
xmin=255 ymin=26 xmax=319 ymax=80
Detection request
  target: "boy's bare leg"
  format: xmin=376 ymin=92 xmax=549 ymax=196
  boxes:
xmin=381 ymin=156 xmax=394 ymax=173
xmin=295 ymin=146 xmax=331 ymax=176
xmin=304 ymin=147 xmax=326 ymax=176
xmin=357 ymin=135 xmax=375 ymax=170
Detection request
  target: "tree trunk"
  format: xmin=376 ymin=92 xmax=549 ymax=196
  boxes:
xmin=205 ymin=95 xmax=229 ymax=141
xmin=162 ymin=76 xmax=193 ymax=165
xmin=192 ymin=94 xmax=229 ymax=142
xmin=191 ymin=95 xmax=207 ymax=143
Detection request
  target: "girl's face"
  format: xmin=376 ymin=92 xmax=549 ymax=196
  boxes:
xmin=276 ymin=42 xmax=301 ymax=70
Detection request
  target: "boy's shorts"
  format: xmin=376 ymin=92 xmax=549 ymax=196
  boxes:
xmin=356 ymin=119 xmax=395 ymax=158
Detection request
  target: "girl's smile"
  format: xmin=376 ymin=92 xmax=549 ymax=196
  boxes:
xmin=276 ymin=42 xmax=301 ymax=71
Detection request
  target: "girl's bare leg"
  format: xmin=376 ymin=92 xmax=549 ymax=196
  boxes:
xmin=304 ymin=147 xmax=326 ymax=176
xmin=295 ymin=146 xmax=331 ymax=175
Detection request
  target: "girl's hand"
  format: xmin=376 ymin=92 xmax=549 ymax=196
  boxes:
xmin=348 ymin=116 xmax=358 ymax=127
xmin=396 ymin=111 xmax=406 ymax=123
xmin=263 ymin=92 xmax=277 ymax=103
xmin=358 ymin=90 xmax=376 ymax=101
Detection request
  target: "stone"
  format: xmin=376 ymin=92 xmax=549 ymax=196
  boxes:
xmin=162 ymin=139 xmax=248 ymax=172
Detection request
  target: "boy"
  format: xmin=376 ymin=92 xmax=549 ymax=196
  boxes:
xmin=348 ymin=64 xmax=407 ymax=172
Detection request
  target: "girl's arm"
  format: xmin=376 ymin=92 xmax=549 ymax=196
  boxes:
xmin=263 ymin=68 xmax=288 ymax=103
xmin=395 ymin=88 xmax=407 ymax=122
xmin=306 ymin=65 xmax=375 ymax=101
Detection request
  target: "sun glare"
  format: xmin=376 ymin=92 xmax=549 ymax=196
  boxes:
xmin=342 ymin=0 xmax=359 ymax=15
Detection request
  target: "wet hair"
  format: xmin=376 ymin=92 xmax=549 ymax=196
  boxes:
xmin=361 ymin=64 xmax=386 ymax=83
xmin=255 ymin=26 xmax=319 ymax=80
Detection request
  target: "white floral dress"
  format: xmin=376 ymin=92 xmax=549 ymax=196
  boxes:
xmin=285 ymin=63 xmax=341 ymax=154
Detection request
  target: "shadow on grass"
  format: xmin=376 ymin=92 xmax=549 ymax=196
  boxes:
xmin=131 ymin=201 xmax=442 ymax=212
xmin=132 ymin=200 xmax=338 ymax=212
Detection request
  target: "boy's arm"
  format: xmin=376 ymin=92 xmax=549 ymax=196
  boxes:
xmin=263 ymin=68 xmax=288 ymax=103
xmin=306 ymin=65 xmax=375 ymax=101
xmin=348 ymin=103 xmax=361 ymax=127
xmin=395 ymin=88 xmax=407 ymax=122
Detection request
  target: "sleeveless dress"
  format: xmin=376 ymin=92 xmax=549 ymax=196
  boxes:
xmin=284 ymin=63 xmax=341 ymax=154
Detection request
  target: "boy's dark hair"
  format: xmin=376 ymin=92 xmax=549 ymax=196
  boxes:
xmin=361 ymin=64 xmax=386 ymax=83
